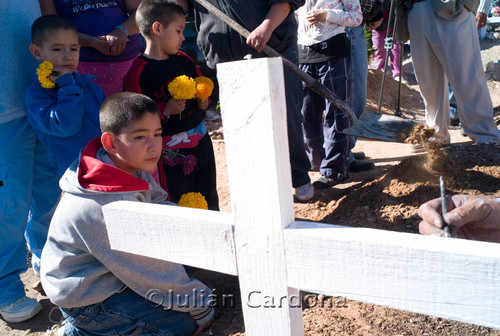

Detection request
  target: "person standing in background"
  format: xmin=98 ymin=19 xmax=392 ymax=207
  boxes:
xmin=448 ymin=0 xmax=491 ymax=128
xmin=175 ymin=0 xmax=315 ymax=201
xmin=0 ymin=1 xmax=59 ymax=323
xmin=345 ymin=0 xmax=382 ymax=173
xmin=407 ymin=0 xmax=500 ymax=145
xmin=296 ymin=0 xmax=363 ymax=188
xmin=39 ymin=0 xmax=143 ymax=96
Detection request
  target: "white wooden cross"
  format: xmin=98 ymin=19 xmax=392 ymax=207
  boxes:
xmin=103 ymin=58 xmax=500 ymax=335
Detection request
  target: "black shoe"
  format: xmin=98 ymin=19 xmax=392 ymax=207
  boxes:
xmin=349 ymin=159 xmax=375 ymax=172
xmin=312 ymin=176 xmax=337 ymax=189
xmin=450 ymin=118 xmax=460 ymax=127
xmin=459 ymin=124 xmax=467 ymax=137
xmin=352 ymin=151 xmax=366 ymax=160
xmin=449 ymin=118 xmax=461 ymax=129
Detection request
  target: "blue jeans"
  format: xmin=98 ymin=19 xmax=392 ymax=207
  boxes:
xmin=281 ymin=47 xmax=312 ymax=187
xmin=25 ymin=138 xmax=61 ymax=274
xmin=0 ymin=118 xmax=34 ymax=307
xmin=346 ymin=26 xmax=368 ymax=161
xmin=61 ymin=288 xmax=198 ymax=336
xmin=449 ymin=83 xmax=459 ymax=121
xmin=300 ymin=57 xmax=350 ymax=180
xmin=0 ymin=117 xmax=60 ymax=308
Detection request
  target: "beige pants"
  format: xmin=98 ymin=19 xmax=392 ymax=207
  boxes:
xmin=408 ymin=1 xmax=500 ymax=144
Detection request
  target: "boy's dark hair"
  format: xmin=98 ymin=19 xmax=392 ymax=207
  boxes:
xmin=31 ymin=15 xmax=78 ymax=46
xmin=136 ymin=0 xmax=185 ymax=38
xmin=100 ymin=92 xmax=160 ymax=135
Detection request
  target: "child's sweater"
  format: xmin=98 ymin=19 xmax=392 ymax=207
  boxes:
xmin=41 ymin=137 xmax=214 ymax=325
xmin=296 ymin=0 xmax=363 ymax=46
xmin=124 ymin=52 xmax=207 ymax=148
xmin=25 ymin=72 xmax=104 ymax=175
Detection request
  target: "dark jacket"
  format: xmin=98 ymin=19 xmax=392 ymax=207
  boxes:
xmin=192 ymin=0 xmax=305 ymax=69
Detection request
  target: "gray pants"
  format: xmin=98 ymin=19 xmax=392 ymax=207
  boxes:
xmin=408 ymin=1 xmax=500 ymax=144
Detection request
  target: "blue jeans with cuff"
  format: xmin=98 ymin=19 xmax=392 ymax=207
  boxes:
xmin=300 ymin=57 xmax=351 ymax=180
xmin=61 ymin=287 xmax=198 ymax=336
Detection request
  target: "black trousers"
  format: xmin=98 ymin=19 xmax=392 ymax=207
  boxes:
xmin=160 ymin=134 xmax=219 ymax=211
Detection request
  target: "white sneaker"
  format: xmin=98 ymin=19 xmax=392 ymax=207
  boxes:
xmin=411 ymin=144 xmax=425 ymax=153
xmin=428 ymin=136 xmax=450 ymax=146
xmin=393 ymin=75 xmax=408 ymax=84
xmin=0 ymin=296 xmax=42 ymax=323
xmin=204 ymin=109 xmax=220 ymax=122
xmin=294 ymin=182 xmax=314 ymax=201
xmin=45 ymin=324 xmax=65 ymax=336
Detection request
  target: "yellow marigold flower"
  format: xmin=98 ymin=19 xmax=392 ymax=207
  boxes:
xmin=36 ymin=61 xmax=56 ymax=89
xmin=194 ymin=76 xmax=214 ymax=101
xmin=178 ymin=192 xmax=208 ymax=210
xmin=168 ymin=75 xmax=196 ymax=100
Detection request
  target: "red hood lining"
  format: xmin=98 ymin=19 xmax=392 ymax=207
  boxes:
xmin=78 ymin=137 xmax=150 ymax=192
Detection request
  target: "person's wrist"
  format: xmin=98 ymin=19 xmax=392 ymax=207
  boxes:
xmin=323 ymin=9 xmax=331 ymax=22
xmin=92 ymin=36 xmax=105 ymax=50
xmin=115 ymin=25 xmax=129 ymax=37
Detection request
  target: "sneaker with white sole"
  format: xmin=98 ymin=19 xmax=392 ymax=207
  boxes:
xmin=393 ymin=75 xmax=408 ymax=84
xmin=45 ymin=324 xmax=65 ymax=336
xmin=411 ymin=144 xmax=425 ymax=153
xmin=0 ymin=296 xmax=42 ymax=323
xmin=294 ymin=182 xmax=314 ymax=201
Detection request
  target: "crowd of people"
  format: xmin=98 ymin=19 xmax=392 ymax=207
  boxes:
xmin=0 ymin=0 xmax=499 ymax=334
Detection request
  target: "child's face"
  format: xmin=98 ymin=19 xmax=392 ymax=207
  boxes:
xmin=31 ymin=29 xmax=80 ymax=74
xmin=110 ymin=112 xmax=163 ymax=176
xmin=157 ymin=14 xmax=186 ymax=56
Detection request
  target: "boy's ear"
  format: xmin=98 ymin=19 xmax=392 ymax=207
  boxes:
xmin=151 ymin=21 xmax=162 ymax=36
xmin=101 ymin=132 xmax=118 ymax=154
xmin=29 ymin=44 xmax=43 ymax=61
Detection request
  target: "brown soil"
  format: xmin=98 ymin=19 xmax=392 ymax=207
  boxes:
xmin=404 ymin=124 xmax=435 ymax=144
xmin=295 ymin=142 xmax=500 ymax=233
xmin=3 ymin=43 xmax=500 ymax=336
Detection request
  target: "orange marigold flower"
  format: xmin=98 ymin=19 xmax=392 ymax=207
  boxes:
xmin=168 ymin=75 xmax=197 ymax=100
xmin=178 ymin=192 xmax=208 ymax=210
xmin=194 ymin=76 xmax=214 ymax=101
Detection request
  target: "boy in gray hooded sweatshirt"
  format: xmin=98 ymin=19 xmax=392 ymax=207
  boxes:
xmin=41 ymin=92 xmax=213 ymax=336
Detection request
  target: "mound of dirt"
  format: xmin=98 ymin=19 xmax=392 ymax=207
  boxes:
xmin=365 ymin=69 xmax=425 ymax=119
xmin=196 ymin=143 xmax=500 ymax=336
xmin=404 ymin=123 xmax=435 ymax=144
xmin=297 ymin=143 xmax=500 ymax=233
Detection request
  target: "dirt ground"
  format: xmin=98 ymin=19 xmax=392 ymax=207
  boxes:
xmin=2 ymin=40 xmax=500 ymax=335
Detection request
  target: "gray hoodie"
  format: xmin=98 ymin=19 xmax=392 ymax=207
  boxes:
xmin=41 ymin=137 xmax=213 ymax=325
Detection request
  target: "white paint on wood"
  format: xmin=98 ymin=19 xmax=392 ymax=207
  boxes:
xmin=103 ymin=201 xmax=237 ymax=275
xmin=284 ymin=221 xmax=500 ymax=329
xmin=102 ymin=56 xmax=500 ymax=334
xmin=218 ymin=57 xmax=303 ymax=335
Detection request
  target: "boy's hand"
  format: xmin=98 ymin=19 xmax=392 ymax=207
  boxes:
xmin=306 ymin=9 xmax=328 ymax=24
xmin=197 ymin=98 xmax=209 ymax=111
xmin=48 ymin=67 xmax=73 ymax=82
xmin=164 ymin=99 xmax=186 ymax=116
